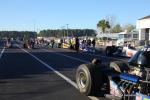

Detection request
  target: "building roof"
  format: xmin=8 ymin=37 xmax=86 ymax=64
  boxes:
xmin=96 ymin=33 xmax=118 ymax=39
xmin=139 ymin=15 xmax=150 ymax=20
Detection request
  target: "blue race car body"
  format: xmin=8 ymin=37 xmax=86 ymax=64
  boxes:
xmin=108 ymin=72 xmax=150 ymax=99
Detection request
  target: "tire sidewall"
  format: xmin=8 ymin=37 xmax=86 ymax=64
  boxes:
xmin=76 ymin=65 xmax=92 ymax=95
xmin=106 ymin=46 xmax=113 ymax=56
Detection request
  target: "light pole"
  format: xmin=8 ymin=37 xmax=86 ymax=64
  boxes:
xmin=66 ymin=24 xmax=69 ymax=38
xmin=33 ymin=20 xmax=36 ymax=32
xmin=61 ymin=26 xmax=65 ymax=38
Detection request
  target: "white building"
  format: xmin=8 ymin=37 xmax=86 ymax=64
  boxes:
xmin=96 ymin=33 xmax=118 ymax=40
xmin=116 ymin=31 xmax=138 ymax=46
xmin=137 ymin=15 xmax=150 ymax=44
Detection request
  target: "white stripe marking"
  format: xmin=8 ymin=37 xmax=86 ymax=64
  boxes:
xmin=17 ymin=46 xmax=100 ymax=100
xmin=20 ymin=47 xmax=78 ymax=89
xmin=43 ymin=49 xmax=126 ymax=64
xmin=0 ymin=47 xmax=5 ymax=60
xmin=84 ymin=53 xmax=125 ymax=61
xmin=43 ymin=49 xmax=89 ymax=63
xmin=52 ymin=47 xmax=124 ymax=61
xmin=43 ymin=49 xmax=101 ymax=100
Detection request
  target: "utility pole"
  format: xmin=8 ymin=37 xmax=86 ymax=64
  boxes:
xmin=66 ymin=24 xmax=69 ymax=38
xmin=61 ymin=26 xmax=65 ymax=38
xmin=33 ymin=20 xmax=36 ymax=32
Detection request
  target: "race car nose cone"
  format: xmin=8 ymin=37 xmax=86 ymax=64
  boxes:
xmin=92 ymin=58 xmax=101 ymax=65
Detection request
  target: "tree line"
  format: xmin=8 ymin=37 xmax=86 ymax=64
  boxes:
xmin=0 ymin=31 xmax=37 ymax=39
xmin=0 ymin=16 xmax=135 ymax=39
xmin=38 ymin=29 xmax=96 ymax=37
xmin=97 ymin=15 xmax=136 ymax=33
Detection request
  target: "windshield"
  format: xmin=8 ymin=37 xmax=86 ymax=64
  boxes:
xmin=119 ymin=34 xmax=124 ymax=39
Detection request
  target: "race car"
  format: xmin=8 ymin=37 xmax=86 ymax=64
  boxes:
xmin=105 ymin=45 xmax=138 ymax=57
xmin=79 ymin=43 xmax=95 ymax=53
xmin=76 ymin=46 xmax=150 ymax=100
xmin=68 ymin=42 xmax=95 ymax=52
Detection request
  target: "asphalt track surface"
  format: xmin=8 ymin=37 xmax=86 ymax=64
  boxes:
xmin=0 ymin=42 xmax=129 ymax=100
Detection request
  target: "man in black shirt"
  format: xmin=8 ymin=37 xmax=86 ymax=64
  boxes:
xmin=75 ymin=37 xmax=79 ymax=52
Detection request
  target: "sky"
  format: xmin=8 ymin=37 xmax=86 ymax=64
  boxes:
xmin=0 ymin=0 xmax=149 ymax=31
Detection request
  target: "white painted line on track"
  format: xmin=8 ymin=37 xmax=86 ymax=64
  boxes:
xmin=84 ymin=53 xmax=125 ymax=61
xmin=19 ymin=47 xmax=78 ymax=89
xmin=19 ymin=48 xmax=99 ymax=100
xmin=42 ymin=50 xmax=101 ymax=100
xmin=43 ymin=49 xmax=126 ymax=65
xmin=43 ymin=49 xmax=126 ymax=63
xmin=0 ymin=47 xmax=5 ymax=60
xmin=43 ymin=49 xmax=89 ymax=63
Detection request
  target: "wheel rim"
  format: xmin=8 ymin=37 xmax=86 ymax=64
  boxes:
xmin=79 ymin=72 xmax=87 ymax=88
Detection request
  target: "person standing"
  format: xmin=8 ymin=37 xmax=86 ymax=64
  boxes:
xmin=75 ymin=37 xmax=79 ymax=52
xmin=92 ymin=39 xmax=96 ymax=48
xmin=87 ymin=39 xmax=91 ymax=46
xmin=60 ymin=38 xmax=63 ymax=48
xmin=51 ymin=39 xmax=55 ymax=48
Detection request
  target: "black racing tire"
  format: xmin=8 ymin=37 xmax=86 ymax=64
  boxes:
xmin=57 ymin=43 xmax=61 ymax=48
xmin=76 ymin=64 xmax=104 ymax=96
xmin=105 ymin=46 xmax=111 ymax=56
xmin=23 ymin=43 xmax=27 ymax=48
xmin=110 ymin=61 xmax=129 ymax=73
xmin=69 ymin=45 xmax=73 ymax=49
xmin=105 ymin=46 xmax=118 ymax=56
xmin=105 ymin=46 xmax=114 ymax=56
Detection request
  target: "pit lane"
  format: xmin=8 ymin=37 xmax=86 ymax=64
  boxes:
xmin=0 ymin=43 xmax=129 ymax=100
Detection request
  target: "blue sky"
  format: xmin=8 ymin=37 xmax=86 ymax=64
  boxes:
xmin=0 ymin=0 xmax=149 ymax=31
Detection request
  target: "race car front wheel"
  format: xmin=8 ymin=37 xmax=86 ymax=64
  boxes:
xmin=76 ymin=63 xmax=103 ymax=96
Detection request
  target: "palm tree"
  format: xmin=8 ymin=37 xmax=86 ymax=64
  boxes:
xmin=97 ymin=20 xmax=110 ymax=33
